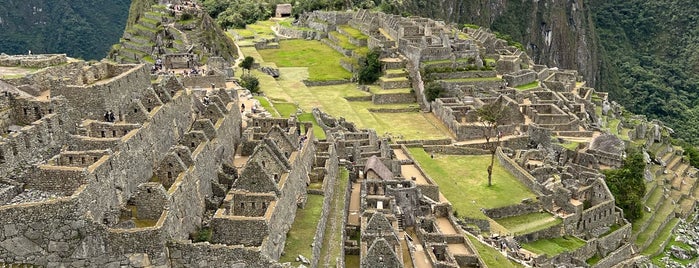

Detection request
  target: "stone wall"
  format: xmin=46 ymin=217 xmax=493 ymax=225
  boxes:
xmin=482 ymin=201 xmax=541 ymax=219
xmin=180 ymin=75 xmax=226 ymax=89
xmin=514 ymin=224 xmax=563 ymax=244
xmin=168 ymin=241 xmax=281 ymax=267
xmin=0 ymin=54 xmax=67 ymax=68
xmin=592 ymin=244 xmax=633 ymax=268
xmin=260 ymin=131 xmax=317 ymax=260
xmin=426 ymin=70 xmax=496 ymax=81
xmin=371 ymin=92 xmax=415 ymax=104
xmin=310 ymin=144 xmax=339 ymax=268
xmin=496 ymin=147 xmax=546 ymax=195
xmin=52 ymin=64 xmax=151 ymax=120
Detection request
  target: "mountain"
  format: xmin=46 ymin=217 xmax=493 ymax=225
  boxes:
xmin=0 ymin=0 xmax=130 ymax=60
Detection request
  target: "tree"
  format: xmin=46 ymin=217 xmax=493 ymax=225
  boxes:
xmin=476 ymin=97 xmax=510 ymax=187
xmin=603 ymin=147 xmax=646 ymax=221
xmin=424 ymin=82 xmax=443 ymax=101
xmin=239 ymin=56 xmax=255 ymax=74
xmin=240 ymin=74 xmax=260 ymax=94
xmin=358 ymin=49 xmax=381 ymax=84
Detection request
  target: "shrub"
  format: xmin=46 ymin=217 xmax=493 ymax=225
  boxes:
xmin=425 ymin=82 xmax=444 ymax=102
xmin=358 ymin=49 xmax=381 ymax=84
xmin=240 ymin=74 xmax=260 ymax=94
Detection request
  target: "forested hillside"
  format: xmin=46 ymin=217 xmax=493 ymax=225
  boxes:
xmin=590 ymin=0 xmax=699 ymax=144
xmin=0 ymin=0 xmax=130 ymax=60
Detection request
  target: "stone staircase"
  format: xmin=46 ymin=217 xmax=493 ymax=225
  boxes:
xmin=112 ymin=5 xmax=190 ymax=64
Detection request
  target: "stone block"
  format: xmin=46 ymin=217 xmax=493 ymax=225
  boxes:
xmin=0 ymin=236 xmax=43 ymax=256
xmin=48 ymin=241 xmax=70 ymax=252
xmin=128 ymin=253 xmax=151 ymax=268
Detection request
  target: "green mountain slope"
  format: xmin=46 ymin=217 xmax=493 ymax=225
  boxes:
xmin=0 ymin=0 xmax=130 ymax=60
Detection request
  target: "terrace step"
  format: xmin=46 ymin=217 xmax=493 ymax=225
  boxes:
xmin=641 ymin=217 xmax=680 ymax=257
xmin=380 ymin=58 xmax=406 ymax=70
xmin=384 ymin=69 xmax=407 ymax=78
xmin=379 ymin=77 xmax=411 ymax=90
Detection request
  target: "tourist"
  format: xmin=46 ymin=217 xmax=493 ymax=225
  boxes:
xmin=108 ymin=110 xmax=115 ymax=122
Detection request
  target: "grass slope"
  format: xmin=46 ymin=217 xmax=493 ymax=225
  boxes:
xmin=258 ymin=39 xmax=351 ymax=81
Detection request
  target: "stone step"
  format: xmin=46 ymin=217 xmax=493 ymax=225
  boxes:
xmin=379 ymin=77 xmax=411 ymax=90
xmin=384 ymin=69 xmax=407 ymax=78
xmin=676 ymin=163 xmax=690 ymax=177
xmin=667 ymin=154 xmax=683 ymax=171
xmin=121 ymin=40 xmax=153 ymax=53
xmin=139 ymin=17 xmax=161 ymax=29
xmin=661 ymin=151 xmax=675 ymax=166
xmin=676 ymin=197 xmax=696 ymax=218
xmin=634 ymin=200 xmax=675 ymax=248
xmin=641 ymin=217 xmax=679 ymax=257
xmin=380 ymin=58 xmax=405 ymax=70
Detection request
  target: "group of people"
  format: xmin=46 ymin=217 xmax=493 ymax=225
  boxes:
xmin=182 ymin=68 xmax=202 ymax=76
xmin=103 ymin=110 xmax=116 ymax=123
xmin=150 ymin=58 xmax=164 ymax=74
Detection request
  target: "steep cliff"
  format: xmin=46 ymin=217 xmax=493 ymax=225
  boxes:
xmin=0 ymin=0 xmax=130 ymax=59
xmin=382 ymin=0 xmax=600 ymax=87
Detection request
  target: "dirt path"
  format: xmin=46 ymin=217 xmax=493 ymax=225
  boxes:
xmin=393 ymin=149 xmax=409 ymax=160
xmin=436 ymin=217 xmax=457 ymax=235
xmin=348 ymin=182 xmax=362 ymax=226
xmin=400 ymin=165 xmax=428 ymax=185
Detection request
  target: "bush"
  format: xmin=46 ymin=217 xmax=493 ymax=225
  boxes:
xmin=191 ymin=227 xmax=212 ymax=242
xmin=358 ymin=49 xmax=381 ymax=84
xmin=240 ymin=74 xmax=260 ymax=94
xmin=603 ymin=147 xmax=646 ymax=221
xmin=425 ymin=82 xmax=444 ymax=102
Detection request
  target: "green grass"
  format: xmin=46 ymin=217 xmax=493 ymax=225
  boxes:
xmin=641 ymin=218 xmax=679 ymax=256
xmin=608 ymin=118 xmax=621 ymax=135
xmin=298 ymin=113 xmax=326 ymax=140
xmin=495 ymin=212 xmax=562 ymax=235
xmin=521 ymin=236 xmax=586 ymax=256
xmin=586 ymin=254 xmax=601 ymax=265
xmin=422 ymin=57 xmax=474 ymax=66
xmin=466 ymin=234 xmax=524 ymax=268
xmin=319 ymin=168 xmax=350 ymax=266
xmin=408 ymin=148 xmax=537 ymax=219
xmin=329 ymin=32 xmax=359 ymax=51
xmin=514 ymin=81 xmax=540 ymax=90
xmin=559 ymin=141 xmax=580 ymax=151
xmin=258 ymin=40 xmax=351 ymax=81
xmin=252 ymin=68 xmax=448 ymax=140
xmin=338 ymin=25 xmax=368 ymax=40
xmin=273 ymin=102 xmax=297 ymax=117
xmin=253 ymin=96 xmax=281 ymax=117
xmin=279 ymin=194 xmax=324 ymax=263
xmin=345 ymin=255 xmax=360 ymax=268
xmin=651 ymin=239 xmax=698 ymax=266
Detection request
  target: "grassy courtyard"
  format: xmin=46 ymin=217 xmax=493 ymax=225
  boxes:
xmin=521 ymin=236 xmax=586 ymax=256
xmin=407 ymin=148 xmax=537 ymax=220
xmin=258 ymin=39 xmax=351 ymax=81
xmin=247 ymin=66 xmax=450 ymax=140
xmin=279 ymin=194 xmax=324 ymax=263
xmin=466 ymin=234 xmax=524 ymax=268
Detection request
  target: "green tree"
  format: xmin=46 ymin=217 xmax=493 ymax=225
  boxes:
xmin=603 ymin=148 xmax=646 ymax=221
xmin=239 ymin=56 xmax=255 ymax=74
xmin=240 ymin=74 xmax=261 ymax=94
xmin=424 ymin=82 xmax=443 ymax=102
xmin=358 ymin=49 xmax=381 ymax=84
xmin=476 ymin=97 xmax=510 ymax=187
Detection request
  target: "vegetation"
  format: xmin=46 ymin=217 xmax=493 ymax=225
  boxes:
xmin=240 ymin=74 xmax=261 ymax=94
xmin=476 ymin=100 xmax=510 ymax=187
xmin=191 ymin=227 xmax=212 ymax=242
xmin=603 ymin=147 xmax=646 ymax=221
xmin=591 ymin=0 xmax=699 ymax=145
xmin=239 ymin=56 xmax=255 ymax=74
xmin=203 ymin=0 xmax=273 ymax=29
xmin=257 ymin=40 xmax=351 ymax=81
xmin=408 ymin=148 xmax=536 ymax=219
xmin=495 ymin=212 xmax=562 ymax=235
xmin=425 ymin=82 xmax=444 ymax=102
xmin=466 ymin=234 xmax=524 ymax=267
xmin=521 ymin=236 xmax=586 ymax=256
xmin=318 ymin=168 xmax=350 ymax=266
xmin=514 ymin=81 xmax=539 ymax=90
xmin=279 ymin=194 xmax=324 ymax=263
xmin=358 ymin=49 xmax=381 ymax=84
xmin=0 ymin=0 xmax=130 ymax=59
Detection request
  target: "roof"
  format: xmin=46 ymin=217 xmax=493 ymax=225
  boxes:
xmin=276 ymin=4 xmax=292 ymax=14
xmin=364 ymin=156 xmax=393 ymax=180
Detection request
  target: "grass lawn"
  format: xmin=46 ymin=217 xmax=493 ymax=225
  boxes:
xmin=258 ymin=39 xmax=351 ymax=81
xmin=279 ymin=194 xmax=324 ymax=263
xmin=495 ymin=212 xmax=562 ymax=235
xmin=345 ymin=255 xmax=360 ymax=268
xmin=338 ymin=24 xmax=368 ymax=40
xmin=253 ymin=96 xmax=280 ymax=117
xmin=407 ymin=148 xmax=537 ymax=219
xmin=521 ymin=236 xmax=586 ymax=256
xmin=273 ymin=102 xmax=297 ymax=117
xmin=559 ymin=141 xmax=580 ymax=151
xmin=254 ymin=68 xmax=449 ymax=140
xmin=514 ymin=81 xmax=539 ymax=90
xmin=319 ymin=168 xmax=349 ymax=266
xmin=466 ymin=234 xmax=524 ymax=268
